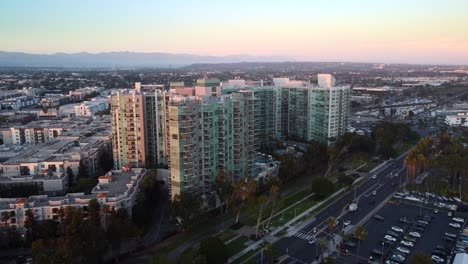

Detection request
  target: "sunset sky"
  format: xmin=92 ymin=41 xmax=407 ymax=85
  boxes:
xmin=1 ymin=0 xmax=467 ymax=64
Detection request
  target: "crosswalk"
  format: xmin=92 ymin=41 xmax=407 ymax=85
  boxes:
xmin=293 ymin=231 xmax=316 ymax=241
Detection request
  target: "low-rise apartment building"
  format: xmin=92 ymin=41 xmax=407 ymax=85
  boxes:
xmin=0 ymin=167 xmax=147 ymax=232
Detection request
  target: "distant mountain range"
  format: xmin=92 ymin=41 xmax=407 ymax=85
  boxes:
xmin=0 ymin=51 xmax=290 ymax=68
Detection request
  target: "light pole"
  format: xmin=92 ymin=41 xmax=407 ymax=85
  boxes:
xmin=381 ymin=242 xmax=384 ymax=264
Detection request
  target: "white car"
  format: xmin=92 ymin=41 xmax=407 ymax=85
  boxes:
xmin=392 ymin=226 xmax=404 ymax=233
xmin=401 ymin=240 xmax=414 ymax=247
xmin=384 ymin=235 xmax=397 ymax=242
xmin=308 ymin=237 xmax=317 ymax=244
xmin=448 ymin=211 xmax=453 ymax=217
xmin=409 ymin=232 xmax=421 ymax=238
xmin=396 ymin=246 xmax=410 ymax=254
xmin=432 ymin=255 xmax=444 ymax=263
xmin=372 ymin=174 xmax=377 ymax=179
xmin=449 ymin=222 xmax=461 ymax=228
xmin=344 ymin=220 xmax=351 ymax=226
xmin=453 ymin=217 xmax=465 ymax=223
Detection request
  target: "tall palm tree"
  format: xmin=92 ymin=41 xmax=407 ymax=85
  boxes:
xmin=318 ymin=237 xmax=329 ymax=263
xmin=326 ymin=217 xmax=336 ymax=232
xmin=101 ymin=204 xmax=110 ymax=230
xmin=1 ymin=211 xmax=11 ymax=227
xmin=354 ymin=225 xmax=368 ymax=256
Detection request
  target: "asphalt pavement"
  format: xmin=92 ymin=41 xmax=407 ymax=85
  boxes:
xmin=266 ymin=157 xmax=408 ymax=264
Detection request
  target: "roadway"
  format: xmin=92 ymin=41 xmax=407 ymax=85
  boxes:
xmin=249 ymin=156 xmax=408 ymax=264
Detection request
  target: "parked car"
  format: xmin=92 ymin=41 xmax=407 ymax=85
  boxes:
xmin=396 ymin=247 xmax=410 ymax=255
xmin=431 ymin=255 xmax=444 ymax=263
xmin=385 ymin=235 xmax=397 ymax=242
xmin=344 ymin=241 xmax=356 ymax=248
xmin=400 ymin=217 xmax=411 ymax=224
xmin=414 ymin=226 xmax=425 ymax=232
xmin=443 ymin=236 xmax=455 ymax=242
xmin=445 ymin=232 xmax=457 ymax=238
xmin=409 ymin=232 xmax=421 ymax=238
xmin=453 ymin=217 xmax=465 ymax=223
xmin=390 ymin=254 xmax=406 ymax=263
xmin=371 ymin=249 xmax=383 ymax=256
xmin=403 ymin=236 xmax=417 ymax=243
xmin=392 ymin=226 xmax=404 ymax=233
xmin=417 ymin=220 xmax=429 ymax=225
xmin=432 ymin=249 xmax=447 ymax=257
xmin=374 ymin=215 xmax=385 ymax=221
xmin=401 ymin=240 xmax=414 ymax=247
xmin=344 ymin=220 xmax=351 ymax=226
xmin=449 ymin=222 xmax=461 ymax=228
xmin=387 ymin=231 xmax=400 ymax=238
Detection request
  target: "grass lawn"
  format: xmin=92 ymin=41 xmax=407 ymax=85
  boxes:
xmin=341 ymin=152 xmax=370 ymax=170
xmin=268 ymin=196 xmax=316 ymax=228
xmin=231 ymin=249 xmax=257 ymax=264
xmin=216 ymin=229 xmax=238 ymax=243
xmin=231 ymin=242 xmax=274 ymax=264
xmin=358 ymin=159 xmax=381 ymax=173
xmin=241 ymin=187 xmax=314 ymax=227
xmin=226 ymin=236 xmax=249 ymax=257
xmin=395 ymin=143 xmax=413 ymax=156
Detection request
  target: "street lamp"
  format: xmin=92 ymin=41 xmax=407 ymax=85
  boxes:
xmin=381 ymin=242 xmax=384 ymax=264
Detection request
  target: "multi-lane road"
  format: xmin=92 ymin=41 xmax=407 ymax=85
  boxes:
xmin=249 ymin=156 xmax=408 ymax=264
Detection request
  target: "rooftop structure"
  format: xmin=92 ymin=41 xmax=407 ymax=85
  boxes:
xmin=0 ymin=168 xmax=147 ymax=231
xmin=74 ymin=97 xmax=110 ymax=116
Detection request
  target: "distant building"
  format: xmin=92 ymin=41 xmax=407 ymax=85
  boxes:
xmin=74 ymin=98 xmax=110 ymax=116
xmin=445 ymin=113 xmax=468 ymax=127
xmin=274 ymin=74 xmax=351 ymax=143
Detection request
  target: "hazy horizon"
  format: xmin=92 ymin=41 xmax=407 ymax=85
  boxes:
xmin=1 ymin=0 xmax=468 ymax=65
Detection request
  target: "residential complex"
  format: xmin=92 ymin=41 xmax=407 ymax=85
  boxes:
xmin=0 ymin=137 xmax=111 ymax=194
xmin=445 ymin=113 xmax=468 ymax=127
xmin=74 ymin=97 xmax=110 ymax=116
xmin=0 ymin=167 xmax=147 ymax=231
xmin=111 ymin=74 xmax=349 ymax=198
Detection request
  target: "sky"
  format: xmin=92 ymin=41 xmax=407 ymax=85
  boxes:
xmin=1 ymin=0 xmax=468 ymax=64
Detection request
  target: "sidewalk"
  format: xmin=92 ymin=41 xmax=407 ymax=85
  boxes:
xmin=228 ymin=188 xmax=345 ymax=263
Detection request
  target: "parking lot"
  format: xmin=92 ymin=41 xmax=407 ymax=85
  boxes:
xmin=338 ymin=200 xmax=463 ymax=264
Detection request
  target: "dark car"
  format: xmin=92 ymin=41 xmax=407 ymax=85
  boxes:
xmin=400 ymin=217 xmax=411 ymax=224
xmin=387 ymin=231 xmax=400 ymax=237
xmin=414 ymin=226 xmax=425 ymax=232
xmin=344 ymin=241 xmax=356 ymax=248
xmin=374 ymin=215 xmax=385 ymax=221
xmin=436 ymin=245 xmax=448 ymax=251
xmin=433 ymin=250 xmax=447 ymax=257
xmin=369 ymin=200 xmax=376 ymax=205
xmin=443 ymin=236 xmax=455 ymax=242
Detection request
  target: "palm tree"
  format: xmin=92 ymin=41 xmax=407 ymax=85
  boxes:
xmin=354 ymin=225 xmax=368 ymax=256
xmin=1 ymin=211 xmax=11 ymax=227
xmin=101 ymin=204 xmax=110 ymax=230
xmin=326 ymin=217 xmax=336 ymax=232
xmin=318 ymin=237 xmax=329 ymax=263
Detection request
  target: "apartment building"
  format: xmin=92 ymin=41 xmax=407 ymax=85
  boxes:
xmin=0 ymin=138 xmax=111 ymax=193
xmin=74 ymin=98 xmax=110 ymax=116
xmin=0 ymin=167 xmax=147 ymax=232
xmin=110 ymin=74 xmax=347 ymax=198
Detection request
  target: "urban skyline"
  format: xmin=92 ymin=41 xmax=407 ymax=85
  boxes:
xmin=1 ymin=0 xmax=468 ymax=64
